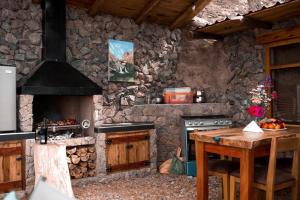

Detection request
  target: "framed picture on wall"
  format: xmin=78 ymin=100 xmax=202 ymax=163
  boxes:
xmin=108 ymin=39 xmax=135 ymax=82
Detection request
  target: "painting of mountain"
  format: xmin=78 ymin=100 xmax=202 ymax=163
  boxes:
xmin=108 ymin=39 xmax=135 ymax=82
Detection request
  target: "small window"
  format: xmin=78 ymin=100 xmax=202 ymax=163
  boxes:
xmin=270 ymin=42 xmax=300 ymax=123
xmin=272 ymin=68 xmax=300 ymax=123
xmin=271 ymin=42 xmax=300 ymax=66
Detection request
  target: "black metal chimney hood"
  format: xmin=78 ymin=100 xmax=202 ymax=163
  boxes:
xmin=19 ymin=0 xmax=102 ymax=95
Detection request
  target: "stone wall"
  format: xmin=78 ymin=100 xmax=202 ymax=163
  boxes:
xmin=122 ymin=103 xmax=231 ymax=163
xmin=66 ymin=8 xmax=183 ymax=104
xmin=178 ymin=17 xmax=300 ymax=125
xmin=0 ymin=0 xmax=188 ymax=164
xmin=0 ymin=0 xmax=183 ymax=107
xmin=0 ymin=1 xmax=41 ymax=83
xmin=176 ymin=31 xmax=265 ymax=126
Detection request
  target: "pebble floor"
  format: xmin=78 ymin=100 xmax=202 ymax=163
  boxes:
xmin=73 ymin=174 xmax=291 ymax=200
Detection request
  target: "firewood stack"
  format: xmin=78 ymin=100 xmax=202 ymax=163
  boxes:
xmin=66 ymin=145 xmax=96 ymax=179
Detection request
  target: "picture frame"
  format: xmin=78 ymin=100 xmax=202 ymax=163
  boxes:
xmin=108 ymin=39 xmax=135 ymax=82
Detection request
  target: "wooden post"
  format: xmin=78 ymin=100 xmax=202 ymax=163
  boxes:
xmin=239 ymin=149 xmax=254 ymax=200
xmin=195 ymin=141 xmax=208 ymax=200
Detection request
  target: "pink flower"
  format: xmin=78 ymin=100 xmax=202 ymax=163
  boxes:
xmin=252 ymin=98 xmax=262 ymax=104
xmin=247 ymin=105 xmax=265 ymax=118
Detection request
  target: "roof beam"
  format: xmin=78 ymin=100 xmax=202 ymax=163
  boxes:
xmin=32 ymin=0 xmax=41 ymax=3
xmin=89 ymin=0 xmax=105 ymax=17
xmin=135 ymin=0 xmax=161 ymax=25
xmin=186 ymin=31 xmax=223 ymax=40
xmin=256 ymin=25 xmax=300 ymax=45
xmin=231 ymin=16 xmax=272 ymax=29
xmin=170 ymin=0 xmax=212 ymax=30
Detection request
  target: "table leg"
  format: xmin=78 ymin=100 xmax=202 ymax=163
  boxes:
xmin=240 ymin=149 xmax=254 ymax=200
xmin=196 ymin=141 xmax=208 ymax=200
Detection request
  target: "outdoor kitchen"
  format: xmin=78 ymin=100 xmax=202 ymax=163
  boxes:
xmin=1 ymin=0 xmax=300 ymax=199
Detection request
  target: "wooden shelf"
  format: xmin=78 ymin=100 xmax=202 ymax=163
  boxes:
xmin=270 ymin=62 xmax=300 ymax=70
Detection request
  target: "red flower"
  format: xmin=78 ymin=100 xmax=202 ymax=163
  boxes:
xmin=247 ymin=105 xmax=265 ymax=118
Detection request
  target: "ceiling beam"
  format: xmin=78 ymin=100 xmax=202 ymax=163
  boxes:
xmin=32 ymin=0 xmax=41 ymax=3
xmin=89 ymin=0 xmax=105 ymax=17
xmin=170 ymin=0 xmax=212 ymax=30
xmin=135 ymin=0 xmax=161 ymax=25
xmin=186 ymin=31 xmax=223 ymax=40
xmin=231 ymin=16 xmax=272 ymax=29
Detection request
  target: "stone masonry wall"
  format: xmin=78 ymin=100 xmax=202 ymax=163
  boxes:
xmin=18 ymin=95 xmax=35 ymax=187
xmin=122 ymin=103 xmax=231 ymax=163
xmin=178 ymin=17 xmax=300 ymax=126
xmin=177 ymin=31 xmax=265 ymax=126
xmin=0 ymin=1 xmax=41 ymax=83
xmin=0 ymin=0 xmax=187 ymax=165
xmin=0 ymin=0 xmax=183 ymax=102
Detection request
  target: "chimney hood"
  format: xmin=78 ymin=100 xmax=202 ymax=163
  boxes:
xmin=19 ymin=0 xmax=102 ymax=95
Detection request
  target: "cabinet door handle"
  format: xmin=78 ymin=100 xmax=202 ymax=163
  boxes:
xmin=16 ymin=155 xmax=22 ymax=161
xmin=144 ymin=135 xmax=150 ymax=140
xmin=126 ymin=144 xmax=133 ymax=149
xmin=105 ymin=139 xmax=112 ymax=145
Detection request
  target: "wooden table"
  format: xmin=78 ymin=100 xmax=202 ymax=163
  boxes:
xmin=190 ymin=127 xmax=300 ymax=200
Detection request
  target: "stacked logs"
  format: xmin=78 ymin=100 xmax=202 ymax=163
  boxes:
xmin=66 ymin=145 xmax=96 ymax=179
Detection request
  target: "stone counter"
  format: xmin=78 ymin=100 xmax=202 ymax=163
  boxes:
xmin=103 ymin=103 xmax=232 ymax=164
xmin=0 ymin=132 xmax=35 ymax=141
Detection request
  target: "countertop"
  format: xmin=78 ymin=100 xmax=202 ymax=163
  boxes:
xmin=0 ymin=131 xmax=35 ymax=141
xmin=95 ymin=122 xmax=155 ymax=133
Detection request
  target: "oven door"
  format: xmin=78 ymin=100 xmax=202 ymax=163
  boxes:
xmin=185 ymin=127 xmax=221 ymax=161
xmin=183 ymin=126 xmax=227 ymax=177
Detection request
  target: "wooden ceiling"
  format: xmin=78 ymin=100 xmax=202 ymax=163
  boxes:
xmin=194 ymin=0 xmax=300 ymax=38
xmin=33 ymin=0 xmax=212 ymax=29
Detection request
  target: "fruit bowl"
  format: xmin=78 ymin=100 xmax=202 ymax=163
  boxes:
xmin=262 ymin=127 xmax=287 ymax=131
xmin=259 ymin=118 xmax=286 ymax=130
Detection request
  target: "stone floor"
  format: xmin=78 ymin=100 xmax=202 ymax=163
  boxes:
xmin=73 ymin=174 xmax=291 ymax=200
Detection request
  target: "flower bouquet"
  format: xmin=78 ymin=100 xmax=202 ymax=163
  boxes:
xmin=245 ymin=77 xmax=277 ymax=122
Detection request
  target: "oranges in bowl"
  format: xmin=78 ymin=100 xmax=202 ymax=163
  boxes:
xmin=259 ymin=118 xmax=286 ymax=130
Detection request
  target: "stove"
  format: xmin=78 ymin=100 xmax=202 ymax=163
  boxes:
xmin=181 ymin=115 xmax=233 ymax=176
xmin=182 ymin=115 xmax=232 ymax=131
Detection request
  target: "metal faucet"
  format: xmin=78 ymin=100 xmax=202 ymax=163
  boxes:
xmin=117 ymin=92 xmax=127 ymax=111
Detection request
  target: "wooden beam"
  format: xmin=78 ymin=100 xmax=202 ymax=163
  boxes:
xmin=89 ymin=0 xmax=105 ymax=17
xmin=185 ymin=31 xmax=223 ymax=40
xmin=231 ymin=16 xmax=272 ymax=29
xmin=135 ymin=0 xmax=161 ymax=25
xmin=32 ymin=0 xmax=41 ymax=3
xmin=256 ymin=25 xmax=300 ymax=44
xmin=170 ymin=0 xmax=212 ymax=30
xmin=244 ymin=16 xmax=272 ymax=29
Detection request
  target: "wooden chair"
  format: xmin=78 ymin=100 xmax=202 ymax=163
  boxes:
xmin=208 ymin=159 xmax=239 ymax=200
xmin=229 ymin=136 xmax=299 ymax=200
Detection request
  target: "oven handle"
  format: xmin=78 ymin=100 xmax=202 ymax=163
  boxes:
xmin=185 ymin=127 xmax=227 ymax=131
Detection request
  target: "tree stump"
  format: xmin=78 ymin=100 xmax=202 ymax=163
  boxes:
xmin=34 ymin=143 xmax=74 ymax=198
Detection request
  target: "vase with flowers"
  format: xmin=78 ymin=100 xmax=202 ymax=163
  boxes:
xmin=245 ymin=76 xmax=277 ymax=123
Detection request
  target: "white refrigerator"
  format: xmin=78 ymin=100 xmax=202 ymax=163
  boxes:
xmin=0 ymin=65 xmax=16 ymax=132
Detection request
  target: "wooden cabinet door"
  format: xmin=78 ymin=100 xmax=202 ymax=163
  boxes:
xmin=128 ymin=134 xmax=150 ymax=168
xmin=0 ymin=140 xmax=23 ymax=193
xmin=106 ymin=131 xmax=150 ymax=173
xmin=106 ymin=137 xmax=128 ymax=172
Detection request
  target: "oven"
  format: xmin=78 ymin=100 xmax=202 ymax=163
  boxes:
xmin=181 ymin=115 xmax=233 ymax=176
